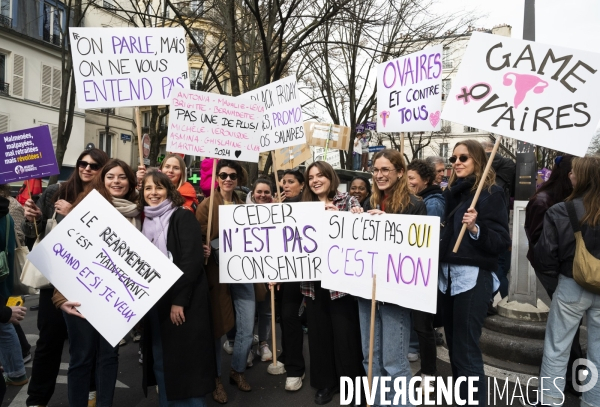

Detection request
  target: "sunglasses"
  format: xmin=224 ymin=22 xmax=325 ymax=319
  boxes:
xmin=449 ymin=155 xmax=470 ymax=164
xmin=218 ymin=172 xmax=238 ymax=181
xmin=77 ymin=160 xmax=101 ymax=171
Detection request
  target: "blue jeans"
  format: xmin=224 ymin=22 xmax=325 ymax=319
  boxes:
xmin=358 ymin=299 xmax=413 ymax=407
xmin=149 ymin=308 xmax=207 ymax=407
xmin=0 ymin=321 xmax=25 ymax=378
xmin=63 ymin=313 xmax=119 ymax=407
xmin=540 ymin=275 xmax=600 ymax=407
xmin=229 ymin=283 xmax=255 ymax=373
xmin=442 ymin=269 xmax=492 ymax=406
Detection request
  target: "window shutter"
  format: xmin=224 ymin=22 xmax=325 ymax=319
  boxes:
xmin=50 ymin=124 xmax=58 ymax=149
xmin=52 ymin=67 xmax=61 ymax=107
xmin=0 ymin=114 xmax=8 ymax=133
xmin=41 ymin=64 xmax=52 ymax=105
xmin=12 ymin=54 xmax=24 ymax=98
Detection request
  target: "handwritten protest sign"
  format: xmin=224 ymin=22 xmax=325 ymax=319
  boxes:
xmin=0 ymin=125 xmax=59 ymax=184
xmin=166 ymin=89 xmax=264 ymax=162
xmin=320 ymin=212 xmax=440 ymax=313
xmin=242 ymin=77 xmax=305 ymax=151
xmin=304 ymin=122 xmax=351 ymax=151
xmin=27 ymin=190 xmax=183 ymax=347
xmin=442 ymin=32 xmax=600 ymax=157
xmin=377 ymin=45 xmax=443 ymax=132
xmin=273 ymin=144 xmax=311 ymax=170
xmin=70 ymin=27 xmax=189 ymax=108
xmin=219 ymin=202 xmax=324 ymax=283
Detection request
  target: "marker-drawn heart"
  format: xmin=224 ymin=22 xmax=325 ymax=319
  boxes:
xmin=429 ymin=111 xmax=441 ymax=128
xmin=234 ymin=150 xmax=242 ymax=158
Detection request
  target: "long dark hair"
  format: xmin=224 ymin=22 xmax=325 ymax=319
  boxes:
xmin=566 ymin=156 xmax=600 ymax=226
xmin=532 ymin=154 xmax=573 ymax=204
xmin=74 ymin=159 xmax=138 ymax=208
xmin=54 ymin=148 xmax=109 ymax=204
xmin=138 ymin=170 xmax=185 ymax=210
xmin=448 ymin=140 xmax=496 ymax=191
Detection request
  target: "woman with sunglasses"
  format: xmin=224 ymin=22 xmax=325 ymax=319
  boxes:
xmin=137 ymin=154 xmax=198 ymax=211
xmin=196 ymin=160 xmax=251 ymax=403
xmin=22 ymin=148 xmax=109 ymax=407
xmin=138 ymin=170 xmax=215 ymax=406
xmin=266 ymin=168 xmax=308 ymax=390
xmin=440 ymin=140 xmax=510 ymax=406
xmin=51 ymin=159 xmax=139 ymax=406
xmin=300 ymin=161 xmax=365 ymax=405
xmin=359 ymin=149 xmax=425 ymax=406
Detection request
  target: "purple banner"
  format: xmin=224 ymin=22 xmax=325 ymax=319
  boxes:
xmin=0 ymin=125 xmax=59 ymax=184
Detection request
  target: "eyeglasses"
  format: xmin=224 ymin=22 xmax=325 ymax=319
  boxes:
xmin=77 ymin=160 xmax=101 ymax=171
xmin=371 ymin=167 xmax=396 ymax=176
xmin=449 ymin=155 xmax=470 ymax=164
xmin=218 ymin=172 xmax=238 ymax=181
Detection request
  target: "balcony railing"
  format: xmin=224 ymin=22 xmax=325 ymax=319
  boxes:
xmin=0 ymin=14 xmax=11 ymax=28
xmin=0 ymin=82 xmax=9 ymax=96
xmin=42 ymin=32 xmax=61 ymax=46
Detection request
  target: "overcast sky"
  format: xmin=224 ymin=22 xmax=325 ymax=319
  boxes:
xmin=437 ymin=0 xmax=600 ymax=53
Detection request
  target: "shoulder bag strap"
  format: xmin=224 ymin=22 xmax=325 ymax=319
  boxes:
xmin=441 ymin=194 xmax=471 ymax=227
xmin=565 ymin=200 xmax=581 ymax=233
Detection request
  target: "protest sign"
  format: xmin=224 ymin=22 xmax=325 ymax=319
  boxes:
xmin=320 ymin=211 xmax=440 ymax=313
xmin=442 ymin=32 xmax=600 ymax=157
xmin=0 ymin=125 xmax=59 ymax=184
xmin=27 ymin=190 xmax=183 ymax=347
xmin=377 ymin=45 xmax=443 ymax=132
xmin=70 ymin=27 xmax=190 ymax=108
xmin=166 ymin=89 xmax=264 ymax=162
xmin=273 ymin=144 xmax=312 ymax=170
xmin=304 ymin=122 xmax=351 ymax=151
xmin=242 ymin=77 xmax=305 ymax=151
xmin=218 ymin=202 xmax=324 ymax=283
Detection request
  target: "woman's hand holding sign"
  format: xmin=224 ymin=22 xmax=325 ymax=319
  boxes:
xmin=61 ymin=301 xmax=85 ymax=319
xmin=462 ymin=208 xmax=479 ymax=234
xmin=24 ymin=199 xmax=42 ymax=222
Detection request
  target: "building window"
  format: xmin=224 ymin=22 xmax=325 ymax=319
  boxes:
xmin=142 ymin=111 xmax=150 ymax=127
xmin=443 ymin=46 xmax=453 ymax=69
xmin=190 ymin=68 xmax=203 ymax=90
xmin=0 ymin=0 xmax=12 ymax=28
xmin=41 ymin=64 xmax=61 ymax=107
xmin=440 ymin=119 xmax=451 ymax=133
xmin=0 ymin=53 xmax=6 ymax=96
xmin=190 ymin=29 xmax=205 ymax=53
xmin=43 ymin=2 xmax=63 ymax=46
xmin=223 ymin=78 xmax=229 ymax=94
xmin=100 ymin=108 xmax=115 ymax=115
xmin=414 ymin=144 xmax=424 ymax=160
xmin=190 ymin=0 xmax=204 ymax=14
xmin=99 ymin=132 xmax=113 ymax=157
xmin=442 ymin=79 xmax=451 ymax=101
xmin=464 ymin=126 xmax=478 ymax=133
xmin=159 ymin=109 xmax=167 ymax=129
xmin=439 ymin=143 xmax=449 ymax=163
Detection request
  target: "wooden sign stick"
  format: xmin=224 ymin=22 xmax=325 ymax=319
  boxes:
xmin=400 ymin=132 xmax=405 ymax=159
xmin=452 ymin=136 xmax=502 ymax=253
xmin=367 ymin=274 xmax=377 ymax=407
xmin=270 ymin=150 xmax=281 ymax=367
xmin=135 ymin=107 xmax=145 ymax=168
xmin=204 ymin=159 xmax=218 ymax=265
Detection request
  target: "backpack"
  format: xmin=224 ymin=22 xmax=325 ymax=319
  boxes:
xmin=565 ymin=200 xmax=600 ymax=294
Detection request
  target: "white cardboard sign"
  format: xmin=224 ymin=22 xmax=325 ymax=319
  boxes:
xmin=442 ymin=32 xmax=600 ymax=157
xmin=320 ymin=212 xmax=440 ymax=313
xmin=218 ymin=202 xmax=324 ymax=283
xmin=166 ymin=89 xmax=264 ymax=162
xmin=70 ymin=27 xmax=190 ymax=108
xmin=377 ymin=45 xmax=443 ymax=132
xmin=242 ymin=77 xmax=306 ymax=152
xmin=27 ymin=190 xmax=183 ymax=347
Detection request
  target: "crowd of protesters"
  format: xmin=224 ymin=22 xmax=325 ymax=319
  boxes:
xmin=0 ymin=140 xmax=596 ymax=407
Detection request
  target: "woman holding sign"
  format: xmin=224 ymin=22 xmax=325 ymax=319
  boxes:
xmin=196 ymin=160 xmax=251 ymax=403
xmin=22 ymin=148 xmax=109 ymax=407
xmin=360 ymin=150 xmax=426 ymax=406
xmin=140 ymin=171 xmax=216 ymax=406
xmin=52 ymin=158 xmax=141 ymax=407
xmin=137 ymin=154 xmax=198 ymax=211
xmin=439 ymin=140 xmax=510 ymax=406
xmin=301 ymin=161 xmax=366 ymax=405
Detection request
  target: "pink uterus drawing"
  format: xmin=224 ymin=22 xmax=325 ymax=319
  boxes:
xmin=503 ymin=72 xmax=549 ymax=109
xmin=380 ymin=111 xmax=390 ymax=127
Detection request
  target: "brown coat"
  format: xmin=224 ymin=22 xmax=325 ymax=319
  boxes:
xmin=196 ymin=192 xmax=235 ymax=339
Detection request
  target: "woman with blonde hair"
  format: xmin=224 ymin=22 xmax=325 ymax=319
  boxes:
xmin=360 ymin=149 xmax=426 ymax=406
xmin=534 ymin=155 xmax=600 ymax=407
xmin=439 ymin=140 xmax=510 ymax=406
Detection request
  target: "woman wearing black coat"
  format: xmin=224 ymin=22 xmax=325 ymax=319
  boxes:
xmin=439 ymin=140 xmax=511 ymax=406
xmin=140 ymin=171 xmax=216 ymax=406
